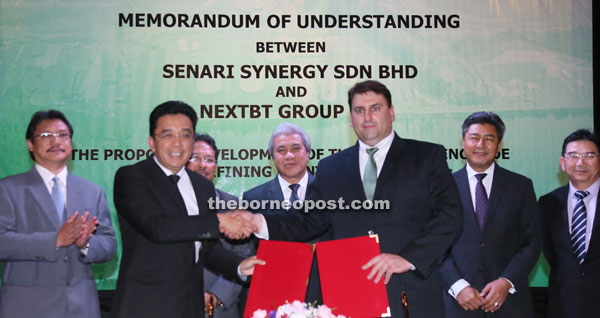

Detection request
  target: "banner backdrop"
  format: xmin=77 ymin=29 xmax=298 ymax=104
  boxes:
xmin=0 ymin=0 xmax=593 ymax=289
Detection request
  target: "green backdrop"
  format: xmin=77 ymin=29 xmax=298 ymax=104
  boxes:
xmin=0 ymin=0 xmax=593 ymax=289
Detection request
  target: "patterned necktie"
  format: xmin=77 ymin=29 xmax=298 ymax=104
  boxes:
xmin=571 ymin=190 xmax=589 ymax=264
xmin=363 ymin=147 xmax=379 ymax=201
xmin=474 ymin=173 xmax=488 ymax=230
xmin=289 ymin=184 xmax=300 ymax=206
xmin=169 ymin=174 xmax=180 ymax=184
xmin=51 ymin=176 xmax=66 ymax=222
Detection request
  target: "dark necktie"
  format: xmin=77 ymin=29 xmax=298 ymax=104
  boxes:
xmin=571 ymin=190 xmax=589 ymax=264
xmin=363 ymin=147 xmax=379 ymax=201
xmin=51 ymin=176 xmax=66 ymax=222
xmin=169 ymin=174 xmax=180 ymax=184
xmin=474 ymin=173 xmax=488 ymax=230
xmin=289 ymin=184 xmax=300 ymax=206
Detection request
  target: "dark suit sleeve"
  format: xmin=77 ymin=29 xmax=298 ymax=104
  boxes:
xmin=439 ymin=249 xmax=463 ymax=291
xmin=538 ymin=192 xmax=559 ymax=267
xmin=114 ymin=165 xmax=221 ymax=243
xmin=400 ymin=145 xmax=463 ymax=278
xmin=500 ymin=178 xmax=542 ymax=284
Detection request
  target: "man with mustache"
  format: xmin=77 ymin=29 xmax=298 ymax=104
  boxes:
xmin=538 ymin=129 xmax=600 ymax=318
xmin=0 ymin=110 xmax=117 ymax=318
xmin=187 ymin=133 xmax=253 ymax=318
xmin=439 ymin=111 xmax=542 ymax=317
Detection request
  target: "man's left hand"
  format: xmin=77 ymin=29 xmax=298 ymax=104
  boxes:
xmin=239 ymin=256 xmax=266 ymax=276
xmin=362 ymin=253 xmax=412 ymax=284
xmin=480 ymin=278 xmax=511 ymax=312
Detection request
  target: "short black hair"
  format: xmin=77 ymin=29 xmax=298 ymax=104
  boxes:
xmin=194 ymin=133 xmax=219 ymax=162
xmin=461 ymin=111 xmax=506 ymax=141
xmin=347 ymin=80 xmax=392 ymax=112
xmin=561 ymin=129 xmax=600 ymax=156
xmin=26 ymin=110 xmax=74 ymax=161
xmin=149 ymin=101 xmax=197 ymax=136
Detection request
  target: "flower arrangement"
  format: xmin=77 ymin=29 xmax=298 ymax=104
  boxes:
xmin=252 ymin=300 xmax=347 ymax=318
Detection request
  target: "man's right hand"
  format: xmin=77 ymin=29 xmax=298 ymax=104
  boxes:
xmin=217 ymin=210 xmax=258 ymax=239
xmin=56 ymin=212 xmax=85 ymax=247
xmin=457 ymin=286 xmax=484 ymax=311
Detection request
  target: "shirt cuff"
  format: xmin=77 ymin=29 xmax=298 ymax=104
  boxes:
xmin=449 ymin=279 xmax=470 ymax=299
xmin=237 ymin=265 xmax=248 ymax=282
xmin=500 ymin=277 xmax=516 ymax=294
xmin=254 ymin=214 xmax=269 ymax=239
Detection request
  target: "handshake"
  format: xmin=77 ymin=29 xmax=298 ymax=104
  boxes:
xmin=216 ymin=210 xmax=262 ymax=240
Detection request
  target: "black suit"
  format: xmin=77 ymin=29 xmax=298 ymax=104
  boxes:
xmin=538 ymin=185 xmax=600 ymax=318
xmin=111 ymin=157 xmax=242 ymax=318
xmin=439 ymin=165 xmax=542 ymax=318
xmin=265 ymin=134 xmax=463 ymax=318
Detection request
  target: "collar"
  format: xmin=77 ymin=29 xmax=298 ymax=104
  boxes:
xmin=358 ymin=131 xmax=395 ymax=152
xmin=35 ymin=163 xmax=68 ymax=185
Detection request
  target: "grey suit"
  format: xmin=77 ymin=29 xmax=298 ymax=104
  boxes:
xmin=203 ymin=188 xmax=253 ymax=318
xmin=0 ymin=167 xmax=116 ymax=318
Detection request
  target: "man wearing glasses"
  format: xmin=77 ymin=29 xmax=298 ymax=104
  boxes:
xmin=0 ymin=110 xmax=116 ymax=318
xmin=111 ymin=101 xmax=263 ymax=318
xmin=538 ymin=129 xmax=600 ymax=318
xmin=187 ymin=133 xmax=253 ymax=318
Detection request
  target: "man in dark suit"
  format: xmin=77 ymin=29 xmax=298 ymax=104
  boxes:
xmin=187 ymin=133 xmax=253 ymax=318
xmin=242 ymin=122 xmax=321 ymax=305
xmin=0 ymin=110 xmax=116 ymax=318
xmin=439 ymin=112 xmax=542 ymax=317
xmin=243 ymin=81 xmax=463 ymax=317
xmin=243 ymin=122 xmax=315 ymax=216
xmin=111 ymin=101 xmax=263 ymax=318
xmin=538 ymin=129 xmax=600 ymax=318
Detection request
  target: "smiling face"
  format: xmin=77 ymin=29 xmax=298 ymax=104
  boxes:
xmin=560 ymin=140 xmax=600 ymax=190
xmin=272 ymin=133 xmax=309 ymax=184
xmin=26 ymin=119 xmax=72 ymax=174
xmin=462 ymin=123 xmax=500 ymax=172
xmin=350 ymin=91 xmax=395 ymax=147
xmin=187 ymin=141 xmax=217 ymax=181
xmin=148 ymin=114 xmax=194 ymax=174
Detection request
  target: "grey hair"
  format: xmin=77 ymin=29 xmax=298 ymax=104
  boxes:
xmin=268 ymin=122 xmax=311 ymax=156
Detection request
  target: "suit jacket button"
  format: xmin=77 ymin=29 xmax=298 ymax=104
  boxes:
xmin=581 ymin=272 xmax=585 ymax=276
xmin=63 ymin=256 xmax=69 ymax=262
xmin=480 ymin=242 xmax=485 ymax=247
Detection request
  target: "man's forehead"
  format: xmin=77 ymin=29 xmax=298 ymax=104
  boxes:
xmin=275 ymin=134 xmax=304 ymax=146
xmin=566 ymin=140 xmax=599 ymax=153
xmin=36 ymin=119 xmax=68 ymax=131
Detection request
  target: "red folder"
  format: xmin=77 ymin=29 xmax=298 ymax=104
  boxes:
xmin=243 ymin=240 xmax=314 ymax=317
xmin=316 ymin=235 xmax=391 ymax=317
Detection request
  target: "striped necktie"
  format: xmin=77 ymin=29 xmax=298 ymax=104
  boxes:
xmin=571 ymin=190 xmax=589 ymax=264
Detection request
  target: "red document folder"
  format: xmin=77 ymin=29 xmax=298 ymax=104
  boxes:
xmin=243 ymin=240 xmax=315 ymax=317
xmin=316 ymin=235 xmax=391 ymax=317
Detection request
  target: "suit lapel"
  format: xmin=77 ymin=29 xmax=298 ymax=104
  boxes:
xmin=66 ymin=172 xmax=82 ymax=219
xmin=455 ymin=167 xmax=480 ymax=231
xmin=25 ymin=168 xmax=62 ymax=229
xmin=343 ymin=143 xmax=366 ymax=200
xmin=482 ymin=165 xmax=507 ymax=232
xmin=144 ymin=158 xmax=188 ymax=216
xmin=375 ymin=135 xmax=406 ymax=201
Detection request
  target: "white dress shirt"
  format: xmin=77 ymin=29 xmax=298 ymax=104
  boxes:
xmin=153 ymin=157 xmax=201 ymax=262
xmin=278 ymin=172 xmax=309 ymax=201
xmin=35 ymin=163 xmax=68 ymax=207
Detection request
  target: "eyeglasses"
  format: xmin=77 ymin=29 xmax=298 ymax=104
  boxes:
xmin=155 ymin=132 xmax=193 ymax=141
xmin=33 ymin=132 xmax=71 ymax=141
xmin=189 ymin=156 xmax=216 ymax=164
xmin=564 ymin=152 xmax=599 ymax=162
